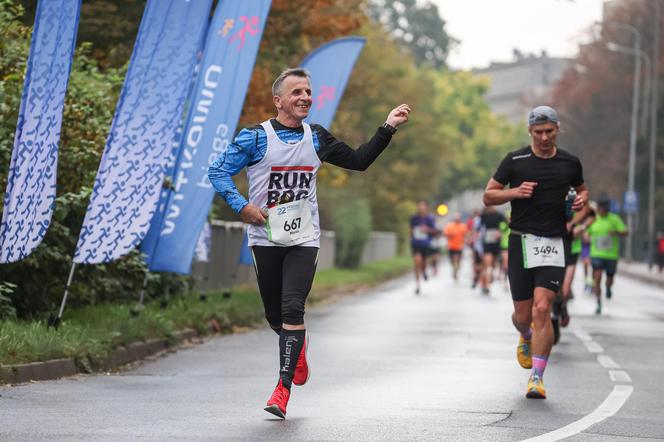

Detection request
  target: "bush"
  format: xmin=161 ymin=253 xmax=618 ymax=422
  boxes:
xmin=334 ymin=197 xmax=372 ymax=269
xmin=0 ymin=281 xmax=17 ymax=320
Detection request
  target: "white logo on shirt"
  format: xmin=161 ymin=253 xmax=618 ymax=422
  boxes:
xmin=513 ymin=153 xmax=532 ymax=160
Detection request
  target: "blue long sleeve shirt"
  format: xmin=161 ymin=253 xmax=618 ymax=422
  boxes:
xmin=208 ymin=119 xmax=394 ymax=213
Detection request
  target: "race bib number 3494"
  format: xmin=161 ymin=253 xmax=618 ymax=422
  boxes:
xmin=521 ymin=234 xmax=565 ymax=268
xmin=266 ymin=199 xmax=315 ymax=246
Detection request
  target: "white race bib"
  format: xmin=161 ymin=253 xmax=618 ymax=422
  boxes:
xmin=484 ymin=228 xmax=501 ymax=244
xmin=521 ymin=234 xmax=565 ymax=268
xmin=595 ymin=235 xmax=613 ymax=250
xmin=266 ymin=199 xmax=315 ymax=246
xmin=413 ymin=226 xmax=428 ymax=241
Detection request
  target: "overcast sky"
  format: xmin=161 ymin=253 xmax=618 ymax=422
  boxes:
xmin=432 ymin=0 xmax=606 ymax=70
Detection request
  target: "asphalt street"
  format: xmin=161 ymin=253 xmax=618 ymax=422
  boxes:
xmin=2 ymin=258 xmax=663 ymax=441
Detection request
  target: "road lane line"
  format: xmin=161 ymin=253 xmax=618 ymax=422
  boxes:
xmin=609 ymin=370 xmax=632 ymax=383
xmin=597 ymin=355 xmax=620 ymax=369
xmin=584 ymin=341 xmax=604 ymax=353
xmin=522 ymin=385 xmax=634 ymax=442
xmin=573 ymin=329 xmax=592 ymax=342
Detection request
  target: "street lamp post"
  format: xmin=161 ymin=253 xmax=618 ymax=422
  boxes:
xmin=606 ymin=22 xmax=642 ymax=261
xmin=647 ymin=2 xmax=660 ymax=267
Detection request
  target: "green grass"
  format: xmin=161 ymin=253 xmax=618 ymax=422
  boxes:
xmin=0 ymin=256 xmax=411 ymax=367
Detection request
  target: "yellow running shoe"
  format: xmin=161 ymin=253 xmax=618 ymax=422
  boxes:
xmin=526 ymin=374 xmax=546 ymax=399
xmin=517 ymin=334 xmax=532 ymax=369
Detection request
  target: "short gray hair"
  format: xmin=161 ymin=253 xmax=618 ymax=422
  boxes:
xmin=272 ymin=68 xmax=311 ymax=96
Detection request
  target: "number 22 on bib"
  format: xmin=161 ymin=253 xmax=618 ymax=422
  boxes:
xmin=521 ymin=234 xmax=565 ymax=268
xmin=266 ymin=199 xmax=315 ymax=246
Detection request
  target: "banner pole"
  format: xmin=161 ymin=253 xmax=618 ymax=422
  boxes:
xmin=137 ymin=272 xmax=149 ymax=307
xmin=49 ymin=262 xmax=77 ymax=328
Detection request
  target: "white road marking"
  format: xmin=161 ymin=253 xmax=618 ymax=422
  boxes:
xmin=584 ymin=341 xmax=604 ymax=353
xmin=609 ymin=370 xmax=632 ymax=383
xmin=597 ymin=355 xmax=620 ymax=369
xmin=522 ymin=385 xmax=634 ymax=442
xmin=573 ymin=329 xmax=592 ymax=342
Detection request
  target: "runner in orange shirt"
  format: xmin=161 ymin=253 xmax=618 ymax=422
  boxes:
xmin=443 ymin=213 xmax=468 ymax=281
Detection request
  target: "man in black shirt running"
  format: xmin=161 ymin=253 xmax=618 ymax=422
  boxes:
xmin=483 ymin=106 xmax=588 ymax=399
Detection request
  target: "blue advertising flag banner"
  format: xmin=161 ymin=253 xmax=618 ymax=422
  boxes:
xmin=73 ymin=0 xmax=213 ymax=264
xmin=0 ymin=0 xmax=81 ymax=263
xmin=143 ymin=0 xmax=272 ymax=274
xmin=238 ymin=231 xmax=253 ymax=265
xmin=301 ymin=37 xmax=366 ymax=129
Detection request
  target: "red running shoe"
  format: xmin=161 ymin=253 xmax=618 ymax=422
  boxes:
xmin=292 ymin=333 xmax=310 ymax=386
xmin=264 ymin=379 xmax=290 ymax=419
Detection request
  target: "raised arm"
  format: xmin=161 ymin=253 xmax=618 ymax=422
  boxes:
xmin=318 ymin=104 xmax=411 ymax=171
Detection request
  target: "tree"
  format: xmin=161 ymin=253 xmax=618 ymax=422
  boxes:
xmin=551 ymin=0 xmax=664 ymax=254
xmin=367 ymin=0 xmax=457 ymax=69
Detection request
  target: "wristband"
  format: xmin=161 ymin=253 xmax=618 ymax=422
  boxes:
xmin=382 ymin=122 xmax=397 ymax=135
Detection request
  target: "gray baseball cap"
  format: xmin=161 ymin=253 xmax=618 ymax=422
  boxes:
xmin=528 ymin=105 xmax=559 ymax=126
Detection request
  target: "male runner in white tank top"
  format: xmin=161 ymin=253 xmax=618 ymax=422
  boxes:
xmin=208 ymin=68 xmax=410 ymax=418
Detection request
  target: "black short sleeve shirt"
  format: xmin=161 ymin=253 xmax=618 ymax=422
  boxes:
xmin=493 ymin=146 xmax=584 ymax=237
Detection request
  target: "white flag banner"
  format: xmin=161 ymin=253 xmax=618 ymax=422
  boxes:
xmin=73 ymin=0 xmax=212 ymax=264
xmin=0 ymin=0 xmax=81 ymax=263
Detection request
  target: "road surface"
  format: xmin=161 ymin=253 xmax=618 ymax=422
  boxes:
xmin=2 ymin=261 xmax=663 ymax=441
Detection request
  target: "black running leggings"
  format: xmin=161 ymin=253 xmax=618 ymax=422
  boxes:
xmin=251 ymin=246 xmax=319 ymax=330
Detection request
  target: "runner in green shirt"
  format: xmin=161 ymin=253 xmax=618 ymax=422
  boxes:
xmin=586 ymin=198 xmax=628 ymax=314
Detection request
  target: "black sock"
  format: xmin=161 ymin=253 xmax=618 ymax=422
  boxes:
xmin=279 ymin=329 xmax=305 ymax=390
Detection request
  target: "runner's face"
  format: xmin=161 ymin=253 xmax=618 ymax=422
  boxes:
xmin=274 ymin=76 xmax=312 ymax=123
xmin=529 ymin=121 xmax=559 ymax=151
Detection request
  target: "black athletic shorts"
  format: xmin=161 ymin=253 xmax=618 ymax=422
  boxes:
xmin=507 ymin=234 xmax=566 ymax=302
xmin=483 ymin=243 xmax=501 ymax=257
xmin=411 ymin=244 xmax=431 ymax=257
xmin=567 ymin=253 xmax=579 ymax=266
xmin=449 ymin=249 xmax=462 ymax=259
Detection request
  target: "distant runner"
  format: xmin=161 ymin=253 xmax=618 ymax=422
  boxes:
xmin=467 ymin=209 xmax=483 ymax=289
xmin=587 ymin=198 xmax=627 ymax=314
xmin=411 ymin=201 xmax=436 ymax=294
xmin=483 ymin=106 xmax=588 ymax=399
xmin=552 ymin=200 xmax=595 ymax=343
xmin=655 ymin=231 xmax=664 ymax=273
xmin=499 ymin=212 xmax=511 ymax=290
xmin=443 ymin=213 xmax=468 ymax=281
xmin=478 ymin=206 xmax=506 ymax=295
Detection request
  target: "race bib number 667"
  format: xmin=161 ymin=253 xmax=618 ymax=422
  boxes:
xmin=266 ymin=199 xmax=315 ymax=246
xmin=521 ymin=234 xmax=565 ymax=268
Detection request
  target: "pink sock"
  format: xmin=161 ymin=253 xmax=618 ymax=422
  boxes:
xmin=532 ymin=355 xmax=548 ymax=377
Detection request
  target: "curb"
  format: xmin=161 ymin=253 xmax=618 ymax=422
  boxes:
xmin=0 ymin=265 xmax=410 ymax=386
xmin=1 ymin=326 xmax=206 ymax=386
xmin=619 ymin=268 xmax=664 ymax=288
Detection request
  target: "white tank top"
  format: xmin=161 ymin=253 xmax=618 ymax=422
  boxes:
xmin=246 ymin=120 xmax=321 ymax=247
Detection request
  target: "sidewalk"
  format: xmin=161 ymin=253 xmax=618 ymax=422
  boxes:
xmin=619 ymin=261 xmax=664 ymax=288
